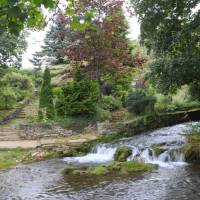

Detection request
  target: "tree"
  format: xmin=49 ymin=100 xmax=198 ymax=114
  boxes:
xmin=131 ymin=0 xmax=200 ymax=94
xmin=63 ymin=0 xmax=135 ymax=105
xmin=29 ymin=51 xmax=43 ymax=68
xmin=0 ymin=0 xmax=94 ymax=35
xmin=30 ymin=11 xmax=73 ymax=66
xmin=61 ymin=68 xmax=99 ymax=116
xmin=0 ymin=32 xmax=27 ymax=68
xmin=2 ymin=71 xmax=34 ymax=101
xmin=39 ymin=68 xmax=55 ymax=119
xmin=0 ymin=0 xmax=56 ymax=35
xmin=0 ymin=86 xmax=16 ymax=110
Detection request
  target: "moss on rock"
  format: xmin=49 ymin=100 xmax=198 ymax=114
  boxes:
xmin=184 ymin=133 xmax=200 ymax=163
xmin=152 ymin=145 xmax=165 ymax=157
xmin=63 ymin=161 xmax=155 ymax=176
xmin=114 ymin=146 xmax=132 ymax=162
xmin=90 ymin=166 xmax=109 ymax=175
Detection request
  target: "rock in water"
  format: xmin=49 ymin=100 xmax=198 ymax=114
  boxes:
xmin=114 ymin=146 xmax=132 ymax=162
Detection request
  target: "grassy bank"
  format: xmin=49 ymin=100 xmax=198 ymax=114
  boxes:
xmin=0 ymin=147 xmax=61 ymax=171
xmin=0 ymin=148 xmax=32 ymax=170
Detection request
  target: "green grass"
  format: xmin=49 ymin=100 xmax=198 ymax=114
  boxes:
xmin=0 ymin=148 xmax=32 ymax=170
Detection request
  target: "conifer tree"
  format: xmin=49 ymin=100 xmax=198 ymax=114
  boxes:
xmin=30 ymin=12 xmax=67 ymax=67
xmin=39 ymin=68 xmax=55 ymax=119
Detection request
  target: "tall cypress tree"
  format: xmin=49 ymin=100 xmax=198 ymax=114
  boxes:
xmin=39 ymin=68 xmax=55 ymax=119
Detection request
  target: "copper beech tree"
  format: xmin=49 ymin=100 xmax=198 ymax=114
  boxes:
xmin=59 ymin=0 xmax=144 ymax=104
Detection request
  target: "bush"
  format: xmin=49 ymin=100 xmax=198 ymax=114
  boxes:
xmin=96 ymin=108 xmax=112 ymax=121
xmin=53 ymin=87 xmax=65 ymax=117
xmin=2 ymin=71 xmax=33 ymax=90
xmin=189 ymin=81 xmax=200 ymax=101
xmin=39 ymin=68 xmax=55 ymax=119
xmin=155 ymin=94 xmax=172 ymax=112
xmin=2 ymin=71 xmax=34 ymax=102
xmin=61 ymin=68 xmax=99 ymax=116
xmin=0 ymin=86 xmax=16 ymax=109
xmin=102 ymin=95 xmax=122 ymax=111
xmin=125 ymin=90 xmax=156 ymax=115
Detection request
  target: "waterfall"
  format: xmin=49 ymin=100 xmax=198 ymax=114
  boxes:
xmin=64 ymin=122 xmax=198 ymax=167
xmin=63 ymin=144 xmax=117 ymax=164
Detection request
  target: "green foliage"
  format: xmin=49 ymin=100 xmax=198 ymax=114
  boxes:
xmin=149 ymin=56 xmax=200 ymax=94
xmin=125 ymin=90 xmax=156 ymax=115
xmin=39 ymin=68 xmax=55 ymax=119
xmin=114 ymin=146 xmax=132 ymax=162
xmin=61 ymin=69 xmax=99 ymax=116
xmin=0 ymin=0 xmax=94 ymax=36
xmin=53 ymin=87 xmax=65 ymax=117
xmin=2 ymin=70 xmax=34 ymax=101
xmin=102 ymin=95 xmax=122 ymax=112
xmin=96 ymin=108 xmax=112 ymax=122
xmin=189 ymin=81 xmax=200 ymax=101
xmin=154 ymin=94 xmax=172 ymax=113
xmin=131 ymin=0 xmax=200 ymax=94
xmin=105 ymin=71 xmax=133 ymax=100
xmin=0 ymin=32 xmax=27 ymax=68
xmin=30 ymin=12 xmax=70 ymax=66
xmin=0 ymin=86 xmax=16 ymax=109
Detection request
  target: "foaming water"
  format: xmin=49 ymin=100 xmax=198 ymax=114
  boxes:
xmin=63 ymin=144 xmax=117 ymax=164
xmin=63 ymin=122 xmax=197 ymax=168
xmin=0 ymin=122 xmax=200 ymax=200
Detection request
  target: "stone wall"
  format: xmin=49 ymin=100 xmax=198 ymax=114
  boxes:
xmin=98 ymin=109 xmax=200 ymax=136
xmin=19 ymin=124 xmax=73 ymax=139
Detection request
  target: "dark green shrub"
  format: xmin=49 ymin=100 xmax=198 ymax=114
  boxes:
xmin=125 ymin=90 xmax=156 ymax=115
xmin=102 ymin=95 xmax=122 ymax=111
xmin=62 ymin=68 xmax=99 ymax=116
xmin=39 ymin=68 xmax=55 ymax=119
xmin=53 ymin=87 xmax=65 ymax=117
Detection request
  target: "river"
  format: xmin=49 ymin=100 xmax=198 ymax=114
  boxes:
xmin=0 ymin=122 xmax=200 ymax=200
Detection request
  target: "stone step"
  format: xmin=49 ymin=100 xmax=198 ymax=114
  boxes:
xmin=0 ymin=136 xmax=21 ymax=141
xmin=0 ymin=132 xmax=19 ymax=135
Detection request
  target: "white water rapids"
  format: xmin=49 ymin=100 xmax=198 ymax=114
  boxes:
xmin=64 ymin=122 xmax=198 ymax=168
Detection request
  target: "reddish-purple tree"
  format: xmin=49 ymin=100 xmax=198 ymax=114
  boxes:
xmin=61 ymin=0 xmax=142 ymax=104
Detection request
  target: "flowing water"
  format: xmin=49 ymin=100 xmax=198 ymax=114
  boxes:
xmin=1 ymin=122 xmax=200 ymax=200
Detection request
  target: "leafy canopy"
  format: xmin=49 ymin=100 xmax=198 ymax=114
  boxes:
xmin=131 ymin=0 xmax=200 ymax=94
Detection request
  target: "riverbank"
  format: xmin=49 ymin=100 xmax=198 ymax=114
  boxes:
xmin=1 ymin=108 xmax=200 ymax=171
xmin=0 ymin=133 xmax=98 ymax=171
